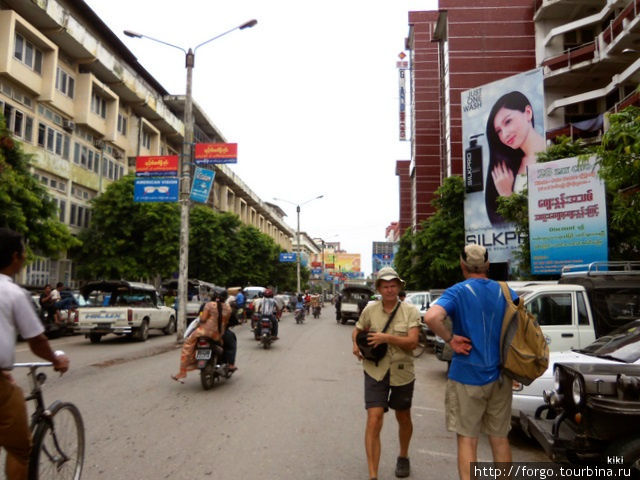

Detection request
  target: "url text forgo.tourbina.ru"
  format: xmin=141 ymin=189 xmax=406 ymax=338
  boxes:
xmin=471 ymin=462 xmax=632 ymax=480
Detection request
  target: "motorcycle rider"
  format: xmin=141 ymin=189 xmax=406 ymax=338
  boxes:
xmin=257 ymin=289 xmax=279 ymax=340
xmin=295 ymin=294 xmax=306 ymax=322
xmin=172 ymin=289 xmax=236 ymax=383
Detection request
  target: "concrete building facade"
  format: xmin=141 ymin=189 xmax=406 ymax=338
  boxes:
xmin=0 ymin=0 xmax=293 ymax=286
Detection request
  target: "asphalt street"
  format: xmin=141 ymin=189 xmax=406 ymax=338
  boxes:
xmin=9 ymin=306 xmax=548 ymax=480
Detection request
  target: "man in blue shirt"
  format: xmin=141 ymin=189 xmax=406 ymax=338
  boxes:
xmin=424 ymin=244 xmax=516 ymax=480
xmin=235 ymin=289 xmax=245 ymax=323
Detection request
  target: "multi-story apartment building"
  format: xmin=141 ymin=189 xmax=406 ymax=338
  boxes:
xmin=399 ymin=1 xmax=537 ymax=231
xmin=536 ymin=0 xmax=640 ymax=140
xmin=0 ymin=0 xmax=293 ymax=286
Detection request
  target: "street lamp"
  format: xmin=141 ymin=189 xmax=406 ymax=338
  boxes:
xmin=124 ymin=19 xmax=257 ymax=339
xmin=273 ymin=195 xmax=324 ymax=293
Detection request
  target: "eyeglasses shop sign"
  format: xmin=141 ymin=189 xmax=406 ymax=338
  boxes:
xmin=134 ymin=178 xmax=179 ymax=202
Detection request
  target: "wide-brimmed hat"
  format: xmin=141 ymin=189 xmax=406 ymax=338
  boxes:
xmin=460 ymin=244 xmax=489 ymax=269
xmin=375 ymin=267 xmax=405 ymax=288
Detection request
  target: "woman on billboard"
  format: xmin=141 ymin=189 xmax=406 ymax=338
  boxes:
xmin=485 ymin=91 xmax=546 ymax=224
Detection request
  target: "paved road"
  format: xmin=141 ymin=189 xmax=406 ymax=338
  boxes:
xmin=10 ymin=306 xmax=547 ymax=480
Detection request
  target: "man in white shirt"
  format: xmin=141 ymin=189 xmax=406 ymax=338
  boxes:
xmin=0 ymin=228 xmax=69 ymax=480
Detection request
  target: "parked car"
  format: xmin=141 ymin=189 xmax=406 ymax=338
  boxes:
xmin=522 ymin=321 xmax=640 ymax=468
xmin=339 ymin=284 xmax=374 ymax=324
xmin=161 ymin=279 xmax=218 ymax=321
xmin=512 ymin=319 xmax=640 ymax=426
xmin=75 ymin=280 xmax=176 ymax=343
xmin=405 ymin=291 xmax=436 ymax=344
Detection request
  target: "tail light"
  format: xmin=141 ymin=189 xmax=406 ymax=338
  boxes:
xmin=127 ymin=308 xmax=132 ymax=323
xmin=73 ymin=310 xmax=79 ymax=323
xmin=197 ymin=338 xmax=209 ymax=347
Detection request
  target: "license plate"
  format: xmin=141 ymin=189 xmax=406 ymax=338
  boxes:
xmin=97 ymin=323 xmax=111 ymax=328
xmin=196 ymin=350 xmax=212 ymax=360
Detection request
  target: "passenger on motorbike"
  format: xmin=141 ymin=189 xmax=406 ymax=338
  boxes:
xmin=172 ymin=290 xmax=237 ymax=383
xmin=257 ymin=289 xmax=279 ymax=340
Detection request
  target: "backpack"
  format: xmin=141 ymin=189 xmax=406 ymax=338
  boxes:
xmin=498 ymin=282 xmax=549 ymax=386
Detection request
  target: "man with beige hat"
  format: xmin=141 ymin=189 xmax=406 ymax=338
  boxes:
xmin=352 ymin=266 xmax=421 ymax=480
xmin=424 ymin=244 xmax=518 ymax=480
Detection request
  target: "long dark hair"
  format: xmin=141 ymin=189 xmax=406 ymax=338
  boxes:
xmin=484 ymin=91 xmax=534 ymax=225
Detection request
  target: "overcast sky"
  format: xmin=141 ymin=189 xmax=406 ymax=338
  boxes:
xmin=84 ymin=0 xmax=439 ymax=275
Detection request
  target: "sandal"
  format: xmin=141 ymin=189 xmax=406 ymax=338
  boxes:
xmin=228 ymin=366 xmax=238 ymax=372
xmin=170 ymin=374 xmax=185 ymax=384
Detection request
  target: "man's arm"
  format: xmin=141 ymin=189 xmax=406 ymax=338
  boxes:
xmin=352 ymin=327 xmax=363 ymax=360
xmin=367 ymin=327 xmax=419 ymax=351
xmin=425 ymin=304 xmax=472 ymax=355
xmin=27 ymin=334 xmax=69 ymax=373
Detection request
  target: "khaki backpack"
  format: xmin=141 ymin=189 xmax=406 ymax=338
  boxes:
xmin=498 ymin=282 xmax=549 ymax=385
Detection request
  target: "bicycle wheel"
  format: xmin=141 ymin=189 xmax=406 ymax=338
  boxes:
xmin=29 ymin=402 xmax=84 ymax=480
xmin=413 ymin=330 xmax=428 ymax=358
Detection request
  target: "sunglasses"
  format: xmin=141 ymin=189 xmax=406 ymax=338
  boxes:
xmin=144 ymin=186 xmax=170 ymax=194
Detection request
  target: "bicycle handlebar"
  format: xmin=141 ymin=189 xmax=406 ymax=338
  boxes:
xmin=13 ymin=362 xmax=53 ymax=368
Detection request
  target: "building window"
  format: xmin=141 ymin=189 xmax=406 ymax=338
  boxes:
xmin=3 ymin=102 xmax=33 ymax=142
xmin=38 ymin=122 xmax=70 ymax=159
xmin=55 ymin=67 xmax=75 ymax=98
xmin=13 ymin=33 xmax=42 ymax=74
xmin=91 ymin=91 xmax=107 ymax=118
xmin=117 ymin=113 xmax=128 ymax=135
xmin=142 ymin=130 xmax=151 ymax=149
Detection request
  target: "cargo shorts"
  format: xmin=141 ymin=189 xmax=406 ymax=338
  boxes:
xmin=445 ymin=377 xmax=512 ymax=437
xmin=364 ymin=371 xmax=415 ymax=412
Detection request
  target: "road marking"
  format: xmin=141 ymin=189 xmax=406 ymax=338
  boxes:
xmin=416 ymin=449 xmax=491 ymax=462
xmin=15 ymin=336 xmax=78 ymax=353
xmin=412 ymin=406 xmax=443 ymax=413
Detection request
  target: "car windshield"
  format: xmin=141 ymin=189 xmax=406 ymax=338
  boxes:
xmin=576 ymin=320 xmax=640 ymax=363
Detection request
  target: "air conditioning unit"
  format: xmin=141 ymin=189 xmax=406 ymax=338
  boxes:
xmin=93 ymin=139 xmax=105 ymax=149
xmin=112 ymin=150 xmax=122 ymax=159
xmin=62 ymin=119 xmax=75 ymax=132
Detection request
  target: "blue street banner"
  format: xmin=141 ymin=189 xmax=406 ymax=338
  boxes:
xmin=279 ymin=253 xmax=296 ymax=262
xmin=134 ymin=178 xmax=179 ymax=202
xmin=311 ymin=268 xmax=322 ymax=275
xmin=190 ymin=167 xmax=215 ymax=203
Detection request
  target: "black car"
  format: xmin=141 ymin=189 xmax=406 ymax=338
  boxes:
xmin=523 ymin=320 xmax=640 ymax=470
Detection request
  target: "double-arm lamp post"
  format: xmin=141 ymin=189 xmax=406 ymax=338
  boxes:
xmin=124 ymin=19 xmax=257 ymax=339
xmin=273 ymin=195 xmax=324 ymax=294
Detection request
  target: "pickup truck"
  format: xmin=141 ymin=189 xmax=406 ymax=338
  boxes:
xmin=75 ymin=280 xmax=176 ymax=343
xmin=339 ymin=285 xmax=374 ymax=324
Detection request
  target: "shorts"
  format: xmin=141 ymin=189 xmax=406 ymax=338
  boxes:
xmin=0 ymin=374 xmax=31 ymax=464
xmin=364 ymin=371 xmax=414 ymax=412
xmin=445 ymin=377 xmax=512 ymax=437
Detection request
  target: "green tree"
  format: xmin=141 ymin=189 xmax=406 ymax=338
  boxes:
xmin=0 ymin=116 xmax=78 ymax=257
xmin=395 ymin=176 xmax=465 ymax=289
xmin=596 ymin=106 xmax=640 ymax=260
xmin=77 ymin=176 xmax=301 ymax=290
xmin=75 ymin=175 xmax=179 ymax=281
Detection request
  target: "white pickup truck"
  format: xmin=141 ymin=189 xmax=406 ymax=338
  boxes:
xmin=75 ymin=281 xmax=176 ymax=343
xmin=434 ymin=262 xmax=640 ymax=361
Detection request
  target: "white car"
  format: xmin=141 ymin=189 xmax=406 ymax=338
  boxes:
xmin=512 ymin=319 xmax=640 ymax=425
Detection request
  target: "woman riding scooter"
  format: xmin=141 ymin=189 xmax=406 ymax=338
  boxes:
xmin=172 ymin=290 xmax=237 ymax=383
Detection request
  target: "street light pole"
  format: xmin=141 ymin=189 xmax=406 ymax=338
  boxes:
xmin=296 ymin=204 xmax=301 ymax=294
xmin=273 ymin=194 xmax=324 ymax=294
xmin=124 ymin=19 xmax=257 ymax=340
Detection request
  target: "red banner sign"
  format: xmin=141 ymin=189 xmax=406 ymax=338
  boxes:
xmin=194 ymin=143 xmax=237 ymax=164
xmin=135 ymin=155 xmax=178 ymax=175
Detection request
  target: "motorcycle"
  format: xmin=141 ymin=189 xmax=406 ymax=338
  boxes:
xmin=257 ymin=315 xmax=275 ymax=349
xmin=312 ymin=305 xmax=321 ymax=319
xmin=295 ymin=308 xmax=305 ymax=324
xmin=194 ymin=336 xmax=235 ymax=390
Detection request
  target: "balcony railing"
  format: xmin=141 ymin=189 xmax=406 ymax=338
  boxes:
xmin=608 ymin=89 xmax=640 ymax=113
xmin=602 ymin=0 xmax=640 ymax=44
xmin=542 ymin=41 xmax=597 ymax=71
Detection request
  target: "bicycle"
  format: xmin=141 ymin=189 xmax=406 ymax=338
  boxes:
xmin=13 ymin=361 xmax=84 ymax=480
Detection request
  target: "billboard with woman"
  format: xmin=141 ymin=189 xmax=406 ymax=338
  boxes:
xmin=461 ymin=68 xmax=545 ymax=265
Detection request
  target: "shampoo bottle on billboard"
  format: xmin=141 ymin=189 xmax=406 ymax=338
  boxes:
xmin=465 ymin=133 xmax=484 ymax=193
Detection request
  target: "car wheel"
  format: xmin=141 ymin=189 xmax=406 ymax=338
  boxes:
xmin=163 ymin=316 xmax=176 ymax=335
xmin=135 ymin=319 xmax=149 ymax=341
xmin=89 ymin=333 xmax=102 ymax=344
